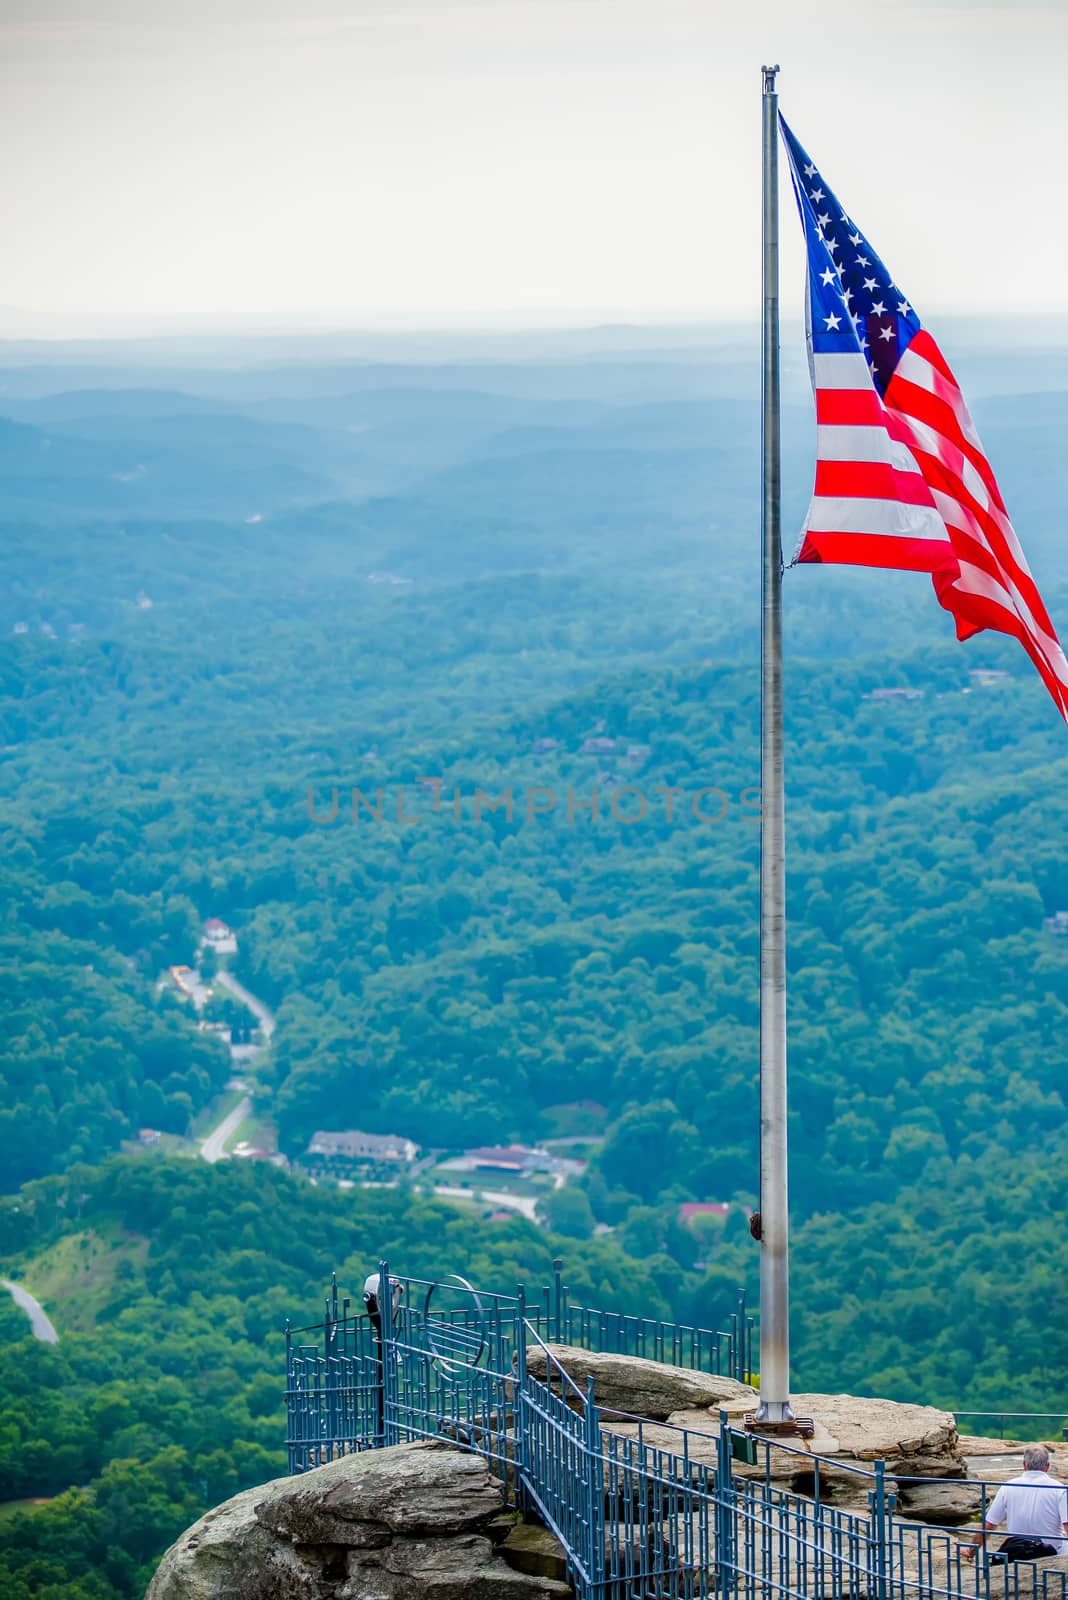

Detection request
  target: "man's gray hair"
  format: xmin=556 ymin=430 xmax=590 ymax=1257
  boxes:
xmin=1023 ymin=1445 xmax=1051 ymax=1472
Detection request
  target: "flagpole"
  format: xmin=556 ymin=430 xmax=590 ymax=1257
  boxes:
xmin=755 ymin=61 xmax=793 ymax=1425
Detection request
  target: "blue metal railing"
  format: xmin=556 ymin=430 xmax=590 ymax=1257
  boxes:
xmin=284 ymin=1264 xmax=1068 ymax=1600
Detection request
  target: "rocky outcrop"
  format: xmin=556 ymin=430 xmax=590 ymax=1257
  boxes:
xmin=640 ymin=1391 xmax=969 ymax=1519
xmin=524 ymin=1343 xmax=756 ymax=1420
xmin=146 ymin=1441 xmax=571 ymax=1600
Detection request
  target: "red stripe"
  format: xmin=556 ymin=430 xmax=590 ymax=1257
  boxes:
xmin=814 ymin=460 xmax=936 ymax=506
xmin=797 ymin=529 xmax=957 ymax=574
xmin=815 ymin=387 xmax=887 ymax=426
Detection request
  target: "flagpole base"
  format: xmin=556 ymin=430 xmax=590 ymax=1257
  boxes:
xmin=744 ymin=1410 xmax=815 ymax=1440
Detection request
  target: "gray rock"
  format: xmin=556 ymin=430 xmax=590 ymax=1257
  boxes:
xmin=499 ymin=1522 xmax=570 ymax=1583
xmin=146 ymin=1442 xmax=568 ymax=1600
xmin=888 ymin=1453 xmax=966 ymax=1481
xmin=788 ymin=1392 xmax=961 ymax=1464
xmin=255 ymin=1441 xmax=501 ymax=1543
xmin=145 ymin=1484 xmax=324 ymax=1600
xmin=524 ymin=1343 xmax=755 ymax=1421
xmin=892 ymin=1481 xmax=983 ymax=1526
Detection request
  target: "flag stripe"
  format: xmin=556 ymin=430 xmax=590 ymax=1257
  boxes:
xmin=815 ymin=461 xmax=936 ymax=505
xmin=815 ymin=388 xmax=888 ymax=426
xmin=806 ymin=494 xmax=951 ymax=540
xmin=816 ymin=424 xmax=924 ymax=466
xmin=799 ymin=530 xmax=955 ymax=573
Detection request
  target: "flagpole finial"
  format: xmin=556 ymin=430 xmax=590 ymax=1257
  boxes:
xmin=762 ymin=64 xmax=779 ymax=94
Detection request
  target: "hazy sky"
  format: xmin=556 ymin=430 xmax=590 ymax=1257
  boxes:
xmin=3 ymin=0 xmax=1066 ymax=334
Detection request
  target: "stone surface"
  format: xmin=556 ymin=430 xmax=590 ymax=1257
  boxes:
xmin=145 ymin=1442 xmax=571 ymax=1600
xmin=893 ymin=1480 xmax=983 ymax=1526
xmin=662 ymin=1393 xmax=967 ymax=1517
xmin=960 ymin=1440 xmax=1068 ymax=1484
xmin=524 ymin=1343 xmax=755 ymax=1421
xmin=602 ymin=1416 xmax=720 ymax=1471
xmin=788 ymin=1392 xmax=961 ymax=1462
xmin=255 ymin=1441 xmax=502 ymax=1544
xmin=500 ymin=1522 xmax=570 ymax=1583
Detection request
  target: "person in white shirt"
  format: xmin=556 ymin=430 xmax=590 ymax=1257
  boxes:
xmin=963 ymin=1446 xmax=1068 ymax=1563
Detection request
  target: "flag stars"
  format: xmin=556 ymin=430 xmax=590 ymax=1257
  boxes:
xmin=871 ymin=300 xmax=886 ymax=315
xmin=849 ymin=232 xmax=863 ymax=246
xmin=809 ymin=187 xmax=825 ymax=202
xmin=897 ymin=299 xmax=912 ymax=315
xmin=855 ymin=255 xmax=870 ymax=267
xmin=819 ymin=267 xmax=837 ymax=286
xmin=878 ymin=325 xmax=896 ymax=341
xmin=803 ymin=161 xmax=817 ymax=177
xmin=863 ymin=277 xmax=878 ymax=292
xmin=823 ymin=312 xmax=842 ymax=330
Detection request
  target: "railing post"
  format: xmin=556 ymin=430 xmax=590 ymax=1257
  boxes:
xmin=378 ymin=1259 xmax=394 ymax=1446
xmin=584 ymin=1374 xmax=604 ymax=1596
xmin=716 ymin=1407 xmax=735 ymax=1600
xmin=515 ymin=1285 xmax=529 ymax=1512
xmin=870 ymin=1457 xmax=889 ymax=1600
xmin=285 ymin=1319 xmax=295 ymax=1473
xmin=735 ymin=1289 xmax=746 ymax=1383
xmin=553 ymin=1258 xmax=564 ymax=1342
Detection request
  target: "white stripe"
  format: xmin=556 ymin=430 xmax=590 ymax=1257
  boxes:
xmin=817 ymin=424 xmax=923 ymax=471
xmin=894 ymin=346 xmax=937 ymax=394
xmin=895 ymin=346 xmax=986 ymax=452
xmin=899 ymin=413 xmax=948 ymax=464
xmin=812 ymin=352 xmax=873 ymax=390
xmin=806 ymin=495 xmax=951 ymax=541
xmin=959 ymin=454 xmax=991 ymax=512
xmin=930 ymin=488 xmax=988 ymax=546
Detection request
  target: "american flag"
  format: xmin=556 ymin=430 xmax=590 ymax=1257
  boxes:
xmin=781 ymin=116 xmax=1068 ymax=719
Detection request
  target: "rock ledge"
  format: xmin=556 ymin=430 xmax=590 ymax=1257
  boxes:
xmin=146 ymin=1441 xmax=570 ymax=1600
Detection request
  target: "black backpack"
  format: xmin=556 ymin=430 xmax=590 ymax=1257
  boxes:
xmin=991 ymin=1536 xmax=1058 ymax=1564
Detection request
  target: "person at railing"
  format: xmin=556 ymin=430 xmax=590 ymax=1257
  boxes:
xmin=962 ymin=1445 xmax=1068 ymax=1564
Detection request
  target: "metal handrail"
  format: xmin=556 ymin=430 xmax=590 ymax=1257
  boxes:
xmin=521 ymin=1313 xmax=592 ymax=1409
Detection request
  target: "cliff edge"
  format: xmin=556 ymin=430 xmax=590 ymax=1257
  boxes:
xmin=146 ymin=1439 xmax=570 ymax=1600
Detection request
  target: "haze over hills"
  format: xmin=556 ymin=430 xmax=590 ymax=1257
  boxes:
xmin=1 ymin=320 xmax=1067 ymax=1600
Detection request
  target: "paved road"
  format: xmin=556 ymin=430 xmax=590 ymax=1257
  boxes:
xmin=2 ymin=1280 xmax=59 ymax=1344
xmin=200 ymin=1094 xmax=253 ymax=1163
xmin=431 ymin=1184 xmax=539 ymax=1221
xmin=215 ymin=971 xmax=275 ymax=1038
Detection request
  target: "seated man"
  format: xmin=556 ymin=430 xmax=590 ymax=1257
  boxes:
xmin=963 ymin=1445 xmax=1068 ymax=1563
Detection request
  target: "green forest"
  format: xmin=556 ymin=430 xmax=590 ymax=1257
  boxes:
xmin=2 ymin=325 xmax=1067 ymax=1597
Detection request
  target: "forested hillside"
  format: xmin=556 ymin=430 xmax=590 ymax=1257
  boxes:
xmin=2 ymin=324 xmax=1067 ymax=1598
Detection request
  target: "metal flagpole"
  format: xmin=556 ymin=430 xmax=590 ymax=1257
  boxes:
xmin=755 ymin=61 xmax=793 ymax=1426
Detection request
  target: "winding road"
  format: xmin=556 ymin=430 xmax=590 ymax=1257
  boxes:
xmin=200 ymin=1095 xmax=253 ymax=1163
xmin=197 ymin=970 xmax=275 ymax=1162
xmin=215 ymin=971 xmax=275 ymax=1037
xmin=2 ymin=1280 xmax=58 ymax=1343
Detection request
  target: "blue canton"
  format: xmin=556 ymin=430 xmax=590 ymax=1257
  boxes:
xmin=779 ymin=117 xmax=922 ymax=396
